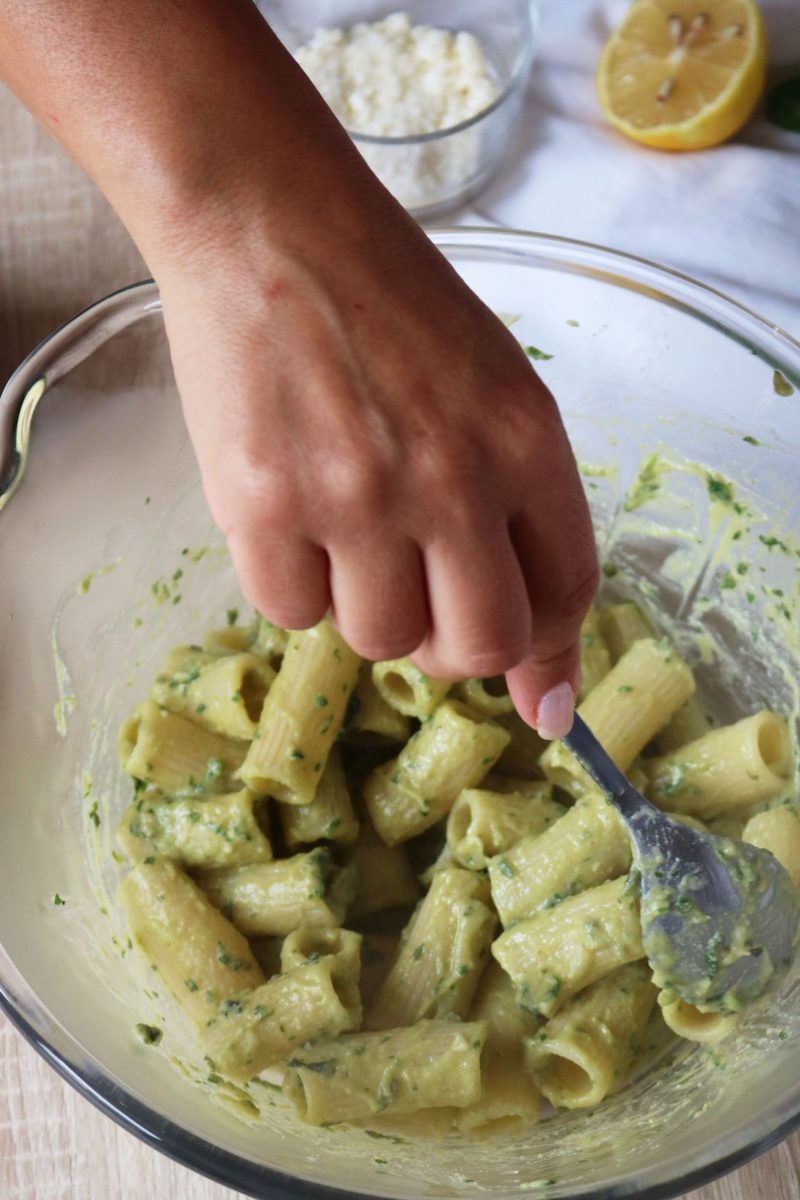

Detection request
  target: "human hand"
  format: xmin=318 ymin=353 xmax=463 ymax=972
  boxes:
xmin=157 ymin=197 xmax=597 ymax=738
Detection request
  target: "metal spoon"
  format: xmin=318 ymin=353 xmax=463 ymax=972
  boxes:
xmin=562 ymin=713 xmax=800 ymax=1013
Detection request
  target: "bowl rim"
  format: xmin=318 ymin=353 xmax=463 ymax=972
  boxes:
xmin=1 ymin=225 xmax=799 ymax=1200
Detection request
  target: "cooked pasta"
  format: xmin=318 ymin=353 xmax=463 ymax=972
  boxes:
xmin=113 ymin=587 xmax=798 ymax=1141
xmin=644 ymin=711 xmax=793 ymax=819
xmin=364 ymin=700 xmax=510 ymax=846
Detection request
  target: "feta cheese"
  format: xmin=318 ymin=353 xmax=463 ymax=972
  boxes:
xmin=294 ymin=11 xmax=500 ymax=212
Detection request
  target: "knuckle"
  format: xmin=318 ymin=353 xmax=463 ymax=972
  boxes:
xmin=460 ymin=641 xmax=529 ymax=678
xmin=340 ymin=610 xmax=428 ymax=664
xmin=256 ymin=597 xmax=329 ymax=632
xmin=319 ymin=456 xmax=392 ymax=513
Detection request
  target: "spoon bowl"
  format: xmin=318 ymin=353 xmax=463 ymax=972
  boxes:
xmin=563 ymin=713 xmax=800 ymax=1013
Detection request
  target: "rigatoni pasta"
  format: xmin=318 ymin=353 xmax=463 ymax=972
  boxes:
xmin=364 ymin=700 xmax=510 ymax=845
xmin=240 ymin=621 xmax=360 ymax=804
xmin=488 ymin=789 xmax=630 ymax=926
xmin=447 ymin=784 xmax=565 ymax=871
xmin=117 ymin=786 xmax=272 ymax=869
xmin=643 ymin=710 xmax=793 ymax=818
xmin=195 ymin=849 xmax=354 ymax=936
xmin=113 ymin=589 xmax=799 ymax=1138
xmin=541 ymin=638 xmax=695 ymax=799
xmin=283 ymin=1020 xmax=487 ymax=1125
xmin=524 ymin=962 xmax=657 ymax=1108
xmin=120 ymin=857 xmax=265 ymax=1025
xmin=366 ymin=867 xmax=496 ymax=1030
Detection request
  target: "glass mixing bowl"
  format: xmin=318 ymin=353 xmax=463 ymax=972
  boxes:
xmin=255 ymin=1 xmax=539 ymax=220
xmin=1 ymin=229 xmax=799 ymax=1200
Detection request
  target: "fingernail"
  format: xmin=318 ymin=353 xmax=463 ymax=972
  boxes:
xmin=535 ymin=681 xmax=575 ymax=740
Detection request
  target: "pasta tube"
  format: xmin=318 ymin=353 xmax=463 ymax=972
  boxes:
xmin=488 ymin=790 xmax=630 ymax=927
xmin=281 ymin=924 xmax=362 ymax=981
xmin=117 ymin=786 xmax=272 ymax=869
xmin=283 ymin=1019 xmax=488 ymax=1125
xmin=120 ymin=857 xmax=265 ymax=1025
xmin=743 ymin=804 xmax=800 ymax=889
xmin=152 ymin=647 xmax=275 ymax=739
xmin=493 ymin=875 xmax=644 ymax=1019
xmin=118 ymin=700 xmax=248 ymax=796
xmin=525 ymin=962 xmax=657 ymax=1109
xmin=195 ymin=849 xmax=355 ymax=936
xmin=277 ymin=746 xmax=359 ymax=848
xmin=578 ymin=607 xmax=612 ymax=700
xmin=644 ymin=711 xmax=793 ymax=819
xmin=240 ymin=621 xmax=360 ymax=804
xmin=341 ymin=665 xmax=411 ymax=743
xmin=371 ymin=658 xmax=450 ymax=718
xmin=202 ymin=956 xmax=361 ymax=1082
xmin=652 ymin=695 xmax=713 ymax=754
xmin=348 ymin=822 xmax=421 ymax=918
xmin=597 ymin=601 xmax=654 ymax=662
xmin=359 ymin=933 xmax=399 ymax=1007
xmin=248 ymin=616 xmax=290 ymax=669
xmin=658 ymin=996 xmax=737 ymax=1044
xmin=203 ymin=626 xmax=253 ymax=657
xmin=447 ymin=785 xmax=566 ymax=872
xmin=492 ymin=711 xmax=547 ymax=780
xmin=457 ymin=961 xmax=541 ymax=1138
xmin=541 ymin=639 xmax=694 ymax=799
xmin=452 ymin=677 xmax=514 ymax=719
xmin=366 ymin=868 xmax=496 ymax=1030
xmin=364 ymin=701 xmax=510 ymax=846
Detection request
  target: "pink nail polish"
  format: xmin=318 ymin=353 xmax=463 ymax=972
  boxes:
xmin=535 ymin=681 xmax=575 ymax=740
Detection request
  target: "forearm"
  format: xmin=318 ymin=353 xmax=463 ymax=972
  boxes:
xmin=0 ymin=0 xmax=387 ymax=270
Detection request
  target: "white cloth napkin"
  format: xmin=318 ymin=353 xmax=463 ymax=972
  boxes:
xmin=460 ymin=0 xmax=800 ymax=337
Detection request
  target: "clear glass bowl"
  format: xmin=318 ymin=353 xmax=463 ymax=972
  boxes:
xmin=256 ymin=1 xmax=539 ymax=220
xmin=1 ymin=229 xmax=799 ymax=1200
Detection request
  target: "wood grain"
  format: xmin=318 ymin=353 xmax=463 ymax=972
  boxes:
xmin=1 ymin=69 xmax=798 ymax=1200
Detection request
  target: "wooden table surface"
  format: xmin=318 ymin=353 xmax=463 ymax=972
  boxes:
xmin=1 ymin=82 xmax=799 ymax=1200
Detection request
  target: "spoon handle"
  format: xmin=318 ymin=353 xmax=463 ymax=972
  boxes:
xmin=562 ymin=713 xmax=654 ymax=824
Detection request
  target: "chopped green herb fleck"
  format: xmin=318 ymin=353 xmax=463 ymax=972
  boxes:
xmin=226 ymin=608 xmax=239 ymax=626
xmin=525 ymin=345 xmax=553 ymax=361
xmin=53 ymin=894 xmax=66 ymax=906
xmin=315 ymin=694 xmax=329 ymax=708
xmin=185 ymin=979 xmax=199 ymax=992
xmin=135 ymin=1023 xmax=162 ymax=1046
xmin=216 ymin=942 xmax=253 ymax=971
xmin=707 ymin=475 xmax=734 ymax=504
xmin=601 ymin=563 xmax=618 ymax=578
xmin=411 ymin=943 xmax=426 ymax=962
xmin=496 ymin=859 xmax=515 ymax=878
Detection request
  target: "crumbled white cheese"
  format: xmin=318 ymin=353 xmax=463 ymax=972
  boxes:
xmin=295 ymin=11 xmax=498 ymax=138
xmin=294 ymin=11 xmax=500 ymax=213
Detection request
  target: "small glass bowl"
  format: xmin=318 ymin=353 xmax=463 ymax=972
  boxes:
xmin=257 ymin=1 xmax=539 ymax=220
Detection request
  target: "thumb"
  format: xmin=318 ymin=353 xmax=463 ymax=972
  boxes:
xmin=505 ymin=643 xmax=581 ymax=740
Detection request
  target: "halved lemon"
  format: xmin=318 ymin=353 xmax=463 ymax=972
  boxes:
xmin=597 ymin=0 xmax=767 ymax=150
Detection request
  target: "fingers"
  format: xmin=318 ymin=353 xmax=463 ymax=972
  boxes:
xmin=328 ymin=533 xmax=429 ymax=661
xmin=506 ymin=479 xmax=598 ymax=736
xmin=410 ymin=521 xmax=531 ymax=681
xmin=226 ymin=526 xmax=331 ymax=630
xmin=506 ymin=652 xmax=581 ymax=740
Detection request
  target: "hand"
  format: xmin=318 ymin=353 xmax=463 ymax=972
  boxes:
xmin=157 ymin=195 xmax=597 ymax=738
xmin=0 ymin=0 xmax=596 ymax=737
